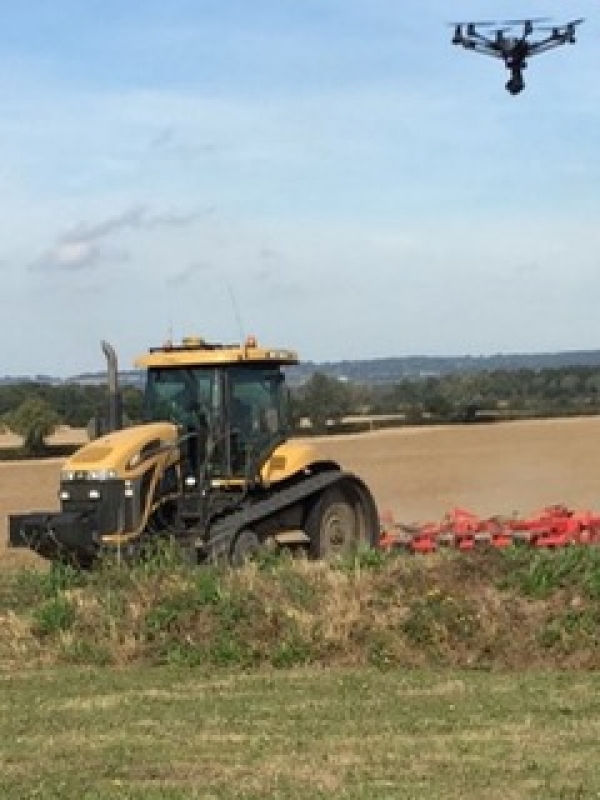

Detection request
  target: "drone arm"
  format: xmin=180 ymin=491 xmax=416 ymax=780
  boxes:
xmin=466 ymin=30 xmax=496 ymax=46
xmin=527 ymin=37 xmax=571 ymax=56
xmin=460 ymin=41 xmax=505 ymax=59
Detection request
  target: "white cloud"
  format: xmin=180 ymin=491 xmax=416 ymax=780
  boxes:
xmin=50 ymin=240 xmax=99 ymax=271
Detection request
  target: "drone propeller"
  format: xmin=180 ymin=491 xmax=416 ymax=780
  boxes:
xmin=447 ymin=20 xmax=498 ymax=28
xmin=536 ymin=18 xmax=584 ymax=43
xmin=536 ymin=18 xmax=584 ymax=29
xmin=448 ymin=20 xmax=499 ymax=44
xmin=537 ymin=18 xmax=584 ymax=30
xmin=500 ymin=17 xmax=550 ymax=25
xmin=500 ymin=17 xmax=551 ymax=36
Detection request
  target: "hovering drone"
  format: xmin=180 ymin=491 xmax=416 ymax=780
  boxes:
xmin=450 ymin=17 xmax=584 ymax=94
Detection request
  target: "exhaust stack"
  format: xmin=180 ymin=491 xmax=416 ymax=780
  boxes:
xmin=101 ymin=340 xmax=123 ymax=433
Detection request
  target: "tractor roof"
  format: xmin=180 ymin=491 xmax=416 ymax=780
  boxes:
xmin=134 ymin=335 xmax=299 ymax=369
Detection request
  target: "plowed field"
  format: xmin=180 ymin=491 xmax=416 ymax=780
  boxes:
xmin=2 ymin=416 xmax=599 ymax=567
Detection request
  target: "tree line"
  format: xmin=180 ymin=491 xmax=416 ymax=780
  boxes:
xmin=292 ymin=366 xmax=600 ymax=431
xmin=2 ymin=365 xmax=600 ymax=453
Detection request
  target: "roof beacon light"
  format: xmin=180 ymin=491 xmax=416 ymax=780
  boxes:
xmin=182 ymin=336 xmax=204 ymax=348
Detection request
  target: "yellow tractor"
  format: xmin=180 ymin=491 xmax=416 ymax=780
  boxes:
xmin=9 ymin=335 xmax=380 ymax=566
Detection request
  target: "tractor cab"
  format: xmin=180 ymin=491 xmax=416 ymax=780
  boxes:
xmin=137 ymin=336 xmax=296 ymax=486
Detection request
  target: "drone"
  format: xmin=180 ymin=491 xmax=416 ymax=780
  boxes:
xmin=450 ymin=17 xmax=584 ymax=94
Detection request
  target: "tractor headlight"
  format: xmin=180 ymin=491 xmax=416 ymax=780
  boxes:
xmin=61 ymin=469 xmax=118 ymax=481
xmin=87 ymin=469 xmax=118 ymax=481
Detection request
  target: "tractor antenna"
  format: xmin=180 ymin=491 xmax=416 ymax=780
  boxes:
xmin=226 ymin=281 xmax=246 ymax=343
xmin=165 ymin=318 xmax=174 ymax=346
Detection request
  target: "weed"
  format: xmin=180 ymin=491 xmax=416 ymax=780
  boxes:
xmin=501 ymin=547 xmax=600 ymax=599
xmin=193 ymin=566 xmax=222 ymax=605
xmin=214 ymin=588 xmax=255 ymax=630
xmin=59 ymin=638 xmax=112 ymax=666
xmin=335 ymin=545 xmax=390 ymax=573
xmin=32 ymin=596 xmax=76 ymax=637
xmin=143 ymin=590 xmax=201 ymax=640
xmin=254 ymin=545 xmax=290 ymax=572
xmin=270 ymin=634 xmax=312 ymax=668
xmin=209 ymin=632 xmax=251 ymax=667
xmin=278 ymin=567 xmax=319 ymax=611
xmin=135 ymin=537 xmax=193 ymax=574
xmin=143 ymin=569 xmax=223 ymax=640
xmin=368 ymin=631 xmax=396 ymax=669
xmin=3 ymin=562 xmax=87 ymax=610
xmin=402 ymin=591 xmax=479 ymax=651
xmin=163 ymin=641 xmax=205 ymax=667
xmin=539 ymin=608 xmax=600 ymax=652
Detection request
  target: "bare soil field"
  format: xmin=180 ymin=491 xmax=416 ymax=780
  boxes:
xmin=0 ymin=424 xmax=90 ymax=449
xmin=1 ymin=416 xmax=599 ymax=567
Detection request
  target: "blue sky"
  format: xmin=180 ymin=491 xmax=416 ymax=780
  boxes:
xmin=2 ymin=1 xmax=599 ymax=376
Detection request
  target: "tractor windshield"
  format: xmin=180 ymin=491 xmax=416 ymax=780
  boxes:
xmin=144 ymin=367 xmax=216 ymax=427
xmin=229 ymin=366 xmax=287 ymax=439
xmin=228 ymin=365 xmax=288 ymax=474
xmin=143 ymin=362 xmax=290 ymax=478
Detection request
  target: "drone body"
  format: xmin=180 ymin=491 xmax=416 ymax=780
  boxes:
xmin=451 ymin=17 xmax=584 ymax=94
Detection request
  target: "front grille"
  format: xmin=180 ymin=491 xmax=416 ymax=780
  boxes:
xmin=60 ymin=479 xmax=124 ymax=535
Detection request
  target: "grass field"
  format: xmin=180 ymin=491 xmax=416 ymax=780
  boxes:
xmin=2 ymin=664 xmax=600 ymax=799
xmin=2 ymin=548 xmax=600 ymax=798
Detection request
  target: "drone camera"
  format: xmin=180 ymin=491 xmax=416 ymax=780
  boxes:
xmin=506 ymin=75 xmax=525 ymax=95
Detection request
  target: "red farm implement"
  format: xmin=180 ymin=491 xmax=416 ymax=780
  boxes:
xmin=379 ymin=505 xmax=600 ymax=554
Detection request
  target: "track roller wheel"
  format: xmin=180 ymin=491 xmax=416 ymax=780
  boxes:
xmin=230 ymin=529 xmax=261 ymax=567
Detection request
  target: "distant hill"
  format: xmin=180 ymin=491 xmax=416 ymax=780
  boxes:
xmin=287 ymin=350 xmax=600 ymax=386
xmin=4 ymin=349 xmax=600 ymax=388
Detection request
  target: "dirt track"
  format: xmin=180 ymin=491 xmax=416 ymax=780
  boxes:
xmin=2 ymin=417 xmax=600 ymax=567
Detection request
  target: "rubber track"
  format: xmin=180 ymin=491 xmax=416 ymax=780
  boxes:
xmin=196 ymin=470 xmax=347 ymax=559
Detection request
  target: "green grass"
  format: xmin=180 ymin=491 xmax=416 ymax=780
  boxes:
xmin=4 ymin=549 xmax=600 ymax=796
xmin=2 ymin=665 xmax=600 ymax=799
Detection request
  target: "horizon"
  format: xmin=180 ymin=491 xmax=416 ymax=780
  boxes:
xmin=5 ymin=344 xmax=600 ymax=382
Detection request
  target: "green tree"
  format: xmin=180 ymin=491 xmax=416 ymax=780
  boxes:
xmin=121 ymin=385 xmax=144 ymax=422
xmin=296 ymin=372 xmax=353 ymax=434
xmin=4 ymin=397 xmax=61 ymax=454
